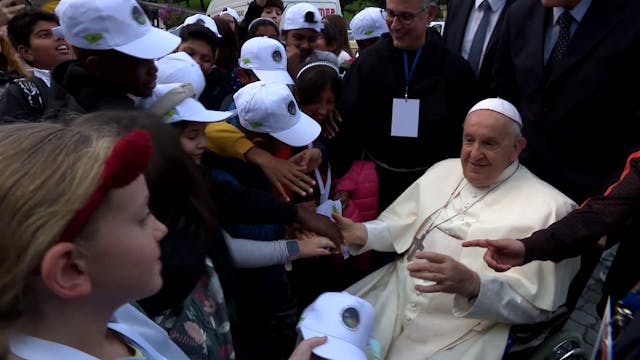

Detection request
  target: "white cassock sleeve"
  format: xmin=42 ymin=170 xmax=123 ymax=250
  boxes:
xmin=452 ymin=273 xmax=552 ymax=324
xmin=347 ymin=220 xmax=396 ymax=255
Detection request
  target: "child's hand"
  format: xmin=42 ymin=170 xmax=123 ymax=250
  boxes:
xmin=0 ymin=0 xmax=25 ymax=27
xmin=288 ymin=336 xmax=327 ymax=360
xmin=297 ymin=233 xmax=336 ymax=257
xmin=322 ymin=109 xmax=342 ymax=139
xmin=246 ymin=147 xmax=315 ymax=201
xmin=286 ymin=44 xmax=303 ymax=80
xmin=333 ymin=190 xmax=350 ymax=209
xmin=296 ymin=204 xmax=343 ymax=247
xmin=290 ymin=148 xmax=322 ymax=172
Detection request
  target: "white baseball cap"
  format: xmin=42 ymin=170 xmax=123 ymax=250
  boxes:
xmin=141 ymin=83 xmax=231 ymax=124
xmin=156 ymin=52 xmax=206 ymax=98
xmin=468 ymin=98 xmax=523 ymax=128
xmin=234 ymin=81 xmax=320 ymax=147
xmin=239 ymin=37 xmax=293 ymax=85
xmin=282 ymin=3 xmax=324 ymax=32
xmin=298 ymin=292 xmax=375 ymax=360
xmin=172 ymin=14 xmax=222 ymax=37
xmin=350 ymin=7 xmax=389 ymax=41
xmin=219 ymin=7 xmax=241 ymax=22
xmin=53 ymin=0 xmax=180 ymax=59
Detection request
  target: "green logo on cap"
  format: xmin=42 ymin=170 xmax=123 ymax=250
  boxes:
xmin=162 ymin=109 xmax=177 ymax=122
xmin=250 ymin=121 xmax=263 ymax=128
xmin=132 ymin=6 xmax=147 ymax=25
xmin=83 ymin=33 xmax=104 ymax=44
xmin=242 ymin=58 xmax=251 ymax=65
xmin=365 ymin=29 xmax=374 ymax=36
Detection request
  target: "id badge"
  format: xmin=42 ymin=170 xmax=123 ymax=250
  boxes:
xmin=391 ymin=98 xmax=420 ymax=138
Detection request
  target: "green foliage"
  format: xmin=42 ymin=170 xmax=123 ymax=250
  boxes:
xmin=342 ymin=0 xmax=381 ymax=21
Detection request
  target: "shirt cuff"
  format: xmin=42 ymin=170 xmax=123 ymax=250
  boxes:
xmin=347 ymin=220 xmax=394 ymax=255
xmin=452 ymin=273 xmax=549 ymax=324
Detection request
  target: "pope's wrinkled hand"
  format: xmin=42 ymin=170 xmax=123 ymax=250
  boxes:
xmin=407 ymin=251 xmax=481 ymax=298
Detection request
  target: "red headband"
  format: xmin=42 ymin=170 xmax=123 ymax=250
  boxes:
xmin=57 ymin=129 xmax=153 ymax=243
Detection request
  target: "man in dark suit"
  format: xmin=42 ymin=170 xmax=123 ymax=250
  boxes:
xmin=490 ymin=0 xmax=640 ymax=315
xmin=443 ymin=0 xmax=515 ymax=94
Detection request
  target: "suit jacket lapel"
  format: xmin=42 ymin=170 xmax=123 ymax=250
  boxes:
xmin=486 ymin=0 xmax=514 ymax=49
xmin=524 ymin=3 xmax=549 ymax=86
xmin=547 ymin=0 xmax=624 ymax=84
xmin=447 ymin=0 xmax=475 ymax=52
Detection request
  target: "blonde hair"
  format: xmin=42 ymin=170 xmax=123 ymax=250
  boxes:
xmin=0 ymin=122 xmax=117 ymax=348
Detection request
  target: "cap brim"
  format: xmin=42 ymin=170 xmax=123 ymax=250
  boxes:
xmin=115 ymin=27 xmax=181 ymax=59
xmin=253 ymin=69 xmax=294 ymax=85
xmin=299 ymin=326 xmax=367 ymax=360
xmin=271 ymin=111 xmax=320 ymax=147
xmin=182 ymin=109 xmax=232 ymax=123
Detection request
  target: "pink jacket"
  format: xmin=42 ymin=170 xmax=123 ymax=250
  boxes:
xmin=334 ymin=160 xmax=379 ymax=222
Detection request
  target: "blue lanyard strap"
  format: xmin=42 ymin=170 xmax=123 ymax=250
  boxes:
xmin=403 ymin=47 xmax=423 ymax=99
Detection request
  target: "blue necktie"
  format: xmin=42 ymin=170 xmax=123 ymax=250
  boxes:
xmin=467 ymin=0 xmax=492 ymax=76
xmin=548 ymin=10 xmax=574 ymax=67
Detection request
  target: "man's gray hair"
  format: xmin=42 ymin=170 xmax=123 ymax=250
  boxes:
xmin=421 ymin=0 xmax=438 ymax=8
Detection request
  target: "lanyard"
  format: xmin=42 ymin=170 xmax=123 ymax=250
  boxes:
xmin=307 ymin=144 xmax=331 ymax=204
xmin=403 ymin=47 xmax=423 ymax=99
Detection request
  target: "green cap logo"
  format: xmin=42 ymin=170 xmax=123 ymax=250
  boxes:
xmin=132 ymin=6 xmax=147 ymax=25
xmin=83 ymin=33 xmax=104 ymax=44
xmin=162 ymin=109 xmax=177 ymax=122
xmin=365 ymin=29 xmax=374 ymax=36
xmin=250 ymin=121 xmax=263 ymax=128
xmin=242 ymin=58 xmax=251 ymax=65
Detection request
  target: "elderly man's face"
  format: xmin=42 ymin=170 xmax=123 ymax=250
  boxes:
xmin=385 ymin=0 xmax=435 ymax=50
xmin=461 ymin=110 xmax=526 ymax=188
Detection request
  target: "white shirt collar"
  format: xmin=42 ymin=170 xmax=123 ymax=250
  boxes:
xmin=475 ymin=0 xmax=506 ymax=12
xmin=32 ymin=68 xmax=51 ymax=87
xmin=10 ymin=334 xmax=101 ymax=360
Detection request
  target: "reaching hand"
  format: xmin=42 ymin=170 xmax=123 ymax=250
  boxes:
xmin=0 ymin=0 xmax=25 ymax=27
xmin=288 ymin=336 xmax=328 ymax=360
xmin=331 ymin=213 xmax=366 ymax=247
xmin=407 ymin=251 xmax=481 ymax=298
xmin=290 ymin=148 xmax=322 ymax=172
xmin=297 ymin=232 xmax=337 ymax=258
xmin=462 ymin=238 xmax=525 ymax=272
xmin=297 ymin=204 xmax=343 ymax=247
xmin=322 ymin=109 xmax=342 ymax=139
xmin=246 ymin=147 xmax=315 ymax=201
xmin=333 ymin=190 xmax=350 ymax=209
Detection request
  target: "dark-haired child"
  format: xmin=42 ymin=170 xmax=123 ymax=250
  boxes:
xmin=44 ymin=0 xmax=180 ymax=121
xmin=0 ymin=9 xmax=73 ymax=121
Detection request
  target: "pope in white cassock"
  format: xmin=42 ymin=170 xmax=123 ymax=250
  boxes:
xmin=334 ymin=98 xmax=581 ymax=360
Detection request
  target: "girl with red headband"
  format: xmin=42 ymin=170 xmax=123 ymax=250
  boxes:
xmin=0 ymin=122 xmax=192 ymax=359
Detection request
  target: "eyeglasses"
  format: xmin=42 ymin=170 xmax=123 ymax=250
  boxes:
xmin=383 ymin=8 xmax=427 ymax=25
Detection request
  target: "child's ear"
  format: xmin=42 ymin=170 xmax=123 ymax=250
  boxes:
xmin=17 ymin=45 xmax=34 ymax=63
xmin=40 ymin=242 xmax=92 ymax=299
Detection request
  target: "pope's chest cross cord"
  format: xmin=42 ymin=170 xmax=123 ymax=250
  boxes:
xmin=406 ymin=164 xmax=520 ymax=261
